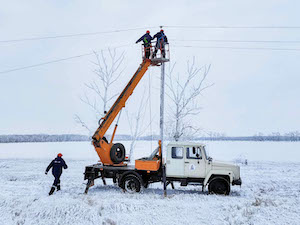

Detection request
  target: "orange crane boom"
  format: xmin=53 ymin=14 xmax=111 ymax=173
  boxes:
xmin=92 ymin=59 xmax=151 ymax=165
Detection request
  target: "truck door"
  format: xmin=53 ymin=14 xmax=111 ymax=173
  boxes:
xmin=184 ymin=146 xmax=206 ymax=178
xmin=166 ymin=146 xmax=185 ymax=177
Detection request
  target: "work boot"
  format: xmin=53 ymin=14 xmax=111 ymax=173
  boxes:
xmin=57 ymin=185 xmax=60 ymax=191
xmin=49 ymin=186 xmax=55 ymax=195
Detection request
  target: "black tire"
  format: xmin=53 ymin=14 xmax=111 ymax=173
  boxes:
xmin=208 ymin=177 xmax=230 ymax=195
xmin=121 ymin=175 xmax=141 ymax=193
xmin=110 ymin=143 xmax=125 ymax=164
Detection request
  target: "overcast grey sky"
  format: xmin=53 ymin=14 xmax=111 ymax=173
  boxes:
xmin=1 ymin=0 xmax=300 ymax=136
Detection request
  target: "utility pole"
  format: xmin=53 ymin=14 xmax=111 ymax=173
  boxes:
xmin=160 ymin=60 xmax=167 ymax=197
xmin=159 ymin=25 xmax=167 ymax=197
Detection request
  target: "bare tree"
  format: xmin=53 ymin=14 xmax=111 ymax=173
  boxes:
xmin=206 ymin=131 xmax=226 ymax=140
xmin=165 ymin=57 xmax=212 ymax=141
xmin=75 ymin=49 xmax=125 ymax=132
xmin=285 ymin=131 xmax=300 ymax=141
xmin=74 ymin=114 xmax=91 ymax=132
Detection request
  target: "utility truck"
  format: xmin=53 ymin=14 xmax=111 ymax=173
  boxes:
xmin=84 ymin=141 xmax=241 ymax=195
xmin=83 ymin=42 xmax=242 ymax=195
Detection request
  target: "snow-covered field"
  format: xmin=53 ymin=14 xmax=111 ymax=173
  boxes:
xmin=1 ymin=141 xmax=300 ymax=225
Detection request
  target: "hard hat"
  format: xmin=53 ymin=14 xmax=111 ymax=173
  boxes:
xmin=57 ymin=153 xmax=63 ymax=157
xmin=160 ymin=29 xmax=164 ymax=32
xmin=146 ymin=30 xmax=150 ymax=33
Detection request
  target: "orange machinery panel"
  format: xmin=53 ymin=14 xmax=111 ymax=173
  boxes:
xmin=135 ymin=159 xmax=160 ymax=171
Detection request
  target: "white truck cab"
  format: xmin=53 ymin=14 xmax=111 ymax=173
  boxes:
xmin=166 ymin=142 xmax=242 ymax=195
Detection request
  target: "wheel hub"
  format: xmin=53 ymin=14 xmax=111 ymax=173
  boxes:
xmin=125 ymin=180 xmax=137 ymax=193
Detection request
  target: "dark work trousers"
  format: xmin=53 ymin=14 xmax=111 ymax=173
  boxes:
xmin=53 ymin=174 xmax=61 ymax=187
xmin=153 ymin=41 xmax=165 ymax=58
xmin=144 ymin=43 xmax=151 ymax=59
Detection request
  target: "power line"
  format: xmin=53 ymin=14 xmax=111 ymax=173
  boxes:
xmin=2 ymin=25 xmax=300 ymax=44
xmin=0 ymin=53 xmax=94 ymax=74
xmin=172 ymin=45 xmax=300 ymax=51
xmin=0 ymin=27 xmax=157 ymax=44
xmin=3 ymin=44 xmax=300 ymax=75
xmin=0 ymin=44 xmax=133 ymax=75
xmin=165 ymin=25 xmax=300 ymax=29
xmin=171 ymin=39 xmax=300 ymax=44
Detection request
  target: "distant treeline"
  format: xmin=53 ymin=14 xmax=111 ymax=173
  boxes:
xmin=0 ymin=133 xmax=300 ymax=143
xmin=0 ymin=134 xmax=89 ymax=143
xmin=0 ymin=134 xmax=158 ymax=143
xmin=196 ymin=131 xmax=300 ymax=142
xmin=196 ymin=136 xmax=300 ymax=142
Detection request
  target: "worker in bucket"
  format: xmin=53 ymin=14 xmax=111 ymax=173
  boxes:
xmin=152 ymin=29 xmax=168 ymax=58
xmin=136 ymin=30 xmax=152 ymax=59
xmin=45 ymin=153 xmax=68 ymax=195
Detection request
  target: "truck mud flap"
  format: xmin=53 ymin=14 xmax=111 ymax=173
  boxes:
xmin=232 ymin=178 xmax=242 ymax=186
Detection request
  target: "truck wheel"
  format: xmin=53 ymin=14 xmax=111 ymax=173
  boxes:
xmin=208 ymin=177 xmax=230 ymax=195
xmin=122 ymin=175 xmax=141 ymax=193
xmin=110 ymin=143 xmax=125 ymax=164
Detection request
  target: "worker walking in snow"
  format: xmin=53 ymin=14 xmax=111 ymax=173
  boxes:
xmin=45 ymin=153 xmax=68 ymax=195
xmin=136 ymin=30 xmax=152 ymax=59
xmin=152 ymin=29 xmax=168 ymax=58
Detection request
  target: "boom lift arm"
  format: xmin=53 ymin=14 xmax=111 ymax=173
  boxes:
xmin=92 ymin=59 xmax=152 ymax=165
